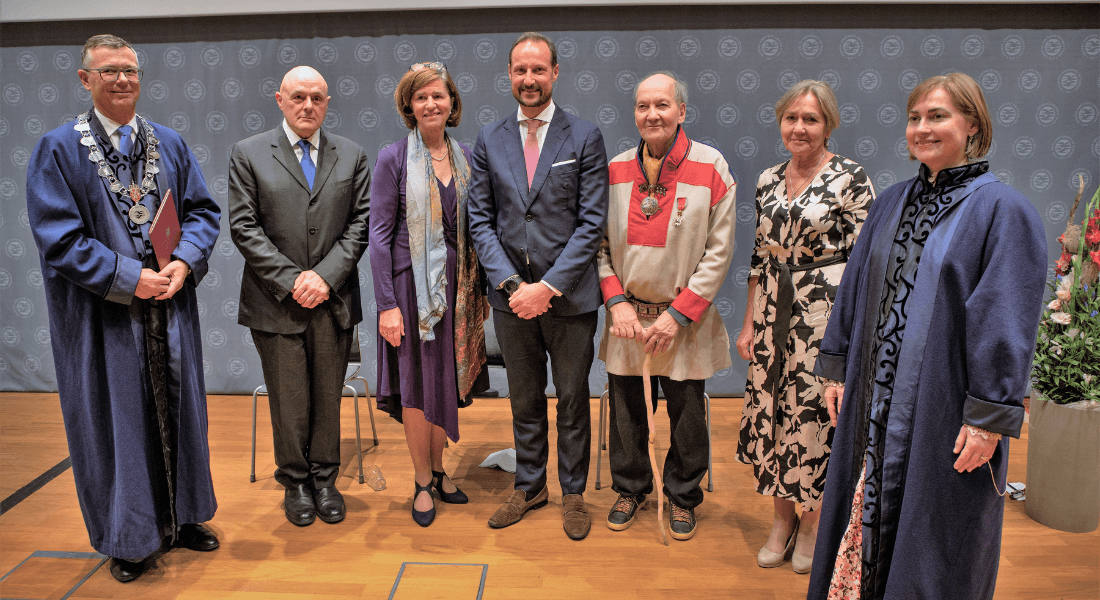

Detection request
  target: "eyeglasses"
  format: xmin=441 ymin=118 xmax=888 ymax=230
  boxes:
xmin=409 ymin=62 xmax=447 ymax=73
xmin=85 ymin=67 xmax=143 ymax=82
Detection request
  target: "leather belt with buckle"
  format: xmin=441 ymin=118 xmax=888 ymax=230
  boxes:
xmin=628 ymin=298 xmax=671 ymax=318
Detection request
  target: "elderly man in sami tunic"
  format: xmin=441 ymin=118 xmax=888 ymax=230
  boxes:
xmin=597 ymin=72 xmax=736 ymax=541
xmin=26 ymin=34 xmax=221 ymax=583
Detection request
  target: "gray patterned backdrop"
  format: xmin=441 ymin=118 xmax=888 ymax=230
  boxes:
xmin=1 ymin=29 xmax=1097 ymax=396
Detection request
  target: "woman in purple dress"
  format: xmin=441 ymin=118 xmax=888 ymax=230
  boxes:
xmin=369 ymin=63 xmax=489 ymax=527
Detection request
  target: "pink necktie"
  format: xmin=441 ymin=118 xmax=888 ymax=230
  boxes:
xmin=524 ymin=119 xmax=542 ymax=188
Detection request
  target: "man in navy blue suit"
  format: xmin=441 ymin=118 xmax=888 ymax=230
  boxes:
xmin=468 ymin=31 xmax=609 ymax=540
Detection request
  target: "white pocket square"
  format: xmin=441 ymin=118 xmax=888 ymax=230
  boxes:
xmin=551 ymin=159 xmax=576 ymax=167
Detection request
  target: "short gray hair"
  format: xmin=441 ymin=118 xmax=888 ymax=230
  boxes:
xmin=774 ymin=80 xmax=840 ymax=140
xmin=81 ymin=34 xmax=135 ymax=69
xmin=635 ymin=71 xmax=688 ymax=106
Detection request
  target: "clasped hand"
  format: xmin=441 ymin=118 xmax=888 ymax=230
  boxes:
xmin=292 ymin=270 xmax=330 ymax=310
xmin=135 ymin=260 xmax=190 ymax=300
xmin=608 ymin=303 xmax=680 ymax=354
xmin=508 ymin=282 xmax=553 ymax=320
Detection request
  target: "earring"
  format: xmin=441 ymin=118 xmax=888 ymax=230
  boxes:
xmin=965 ymin=135 xmax=975 ymax=156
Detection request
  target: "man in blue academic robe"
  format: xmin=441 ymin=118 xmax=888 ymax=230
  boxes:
xmin=26 ymin=34 xmax=221 ymax=583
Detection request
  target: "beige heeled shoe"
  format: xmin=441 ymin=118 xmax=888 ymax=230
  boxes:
xmin=791 ymin=522 xmax=816 ymax=574
xmin=757 ymin=517 xmax=799 ymax=568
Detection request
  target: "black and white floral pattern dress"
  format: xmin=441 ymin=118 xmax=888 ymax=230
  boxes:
xmin=737 ymin=155 xmax=874 ymax=510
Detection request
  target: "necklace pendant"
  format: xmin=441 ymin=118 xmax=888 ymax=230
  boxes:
xmin=128 ymin=203 xmax=151 ymax=225
xmin=128 ymin=183 xmax=142 ymax=204
xmin=98 ymin=165 xmax=111 ymax=178
xmin=640 ymin=195 xmax=660 ymax=217
xmin=109 ymin=181 xmax=123 ymax=193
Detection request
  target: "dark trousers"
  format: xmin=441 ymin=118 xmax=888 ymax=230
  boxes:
xmin=252 ymin=308 xmax=352 ymax=490
xmin=608 ymin=374 xmax=708 ymax=509
xmin=494 ymin=308 xmax=598 ymax=496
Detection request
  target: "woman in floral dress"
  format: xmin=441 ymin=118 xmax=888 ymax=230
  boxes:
xmin=736 ymin=80 xmax=875 ymax=574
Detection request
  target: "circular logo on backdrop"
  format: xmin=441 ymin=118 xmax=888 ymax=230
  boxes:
xmin=147 ymin=80 xmax=169 ymax=103
xmin=839 ymin=103 xmax=860 ymax=125
xmin=1030 ymin=169 xmax=1053 ymax=192
xmin=1068 ymin=169 xmax=1092 ymax=191
xmin=877 ymin=103 xmax=900 ymax=127
xmin=697 ymin=70 xmax=720 ymax=93
xmin=222 ymin=78 xmax=243 ymax=101
xmin=737 ymin=70 xmax=760 ymax=93
xmin=358 ymin=107 xmax=380 ymax=131
xmin=2 ymin=327 xmax=20 ymax=346
xmin=858 ymin=69 xmax=881 ymax=93
xmin=322 ymin=109 xmax=340 ymax=131
xmin=714 ymin=297 xmax=734 ymax=318
xmin=435 ymin=39 xmax=456 ymax=61
xmin=260 ymin=77 xmax=280 ymax=99
xmin=474 ymin=38 xmax=497 ymax=63
xmin=337 ymin=76 xmax=359 ymax=99
xmin=1076 ymin=103 xmax=1098 ymax=126
xmin=354 ymin=42 xmax=375 ymax=65
xmin=24 ymin=356 xmax=41 ymax=373
xmin=678 ymin=36 xmax=701 ymax=60
xmin=494 ymin=73 xmax=511 ymax=96
xmin=393 ymin=40 xmax=417 ymax=63
xmin=1051 ymin=136 xmax=1074 ymax=160
xmin=1018 ymin=70 xmax=1041 ymax=92
xmin=239 ymin=44 xmax=262 ymax=67
xmin=11 ymin=147 xmax=29 ymax=168
xmin=227 ymin=358 xmax=248 ymax=377
xmin=799 ymin=35 xmax=823 ymax=59
xmin=775 ymin=139 xmax=791 ymax=159
xmin=1083 ymin=35 xmax=1100 ymax=58
xmin=718 ymin=35 xmax=741 ymax=59
xmin=201 ymin=46 xmax=222 ymax=68
xmin=1046 ymin=202 xmax=1067 ymax=224
xmin=880 ymin=35 xmax=904 ymax=59
xmin=758 ymin=35 xmax=782 ymax=59
xmin=206 ymin=328 xmax=227 ymax=348
xmin=736 ymin=136 xmax=758 ymax=159
xmin=596 ymin=36 xmax=619 ymax=60
xmin=184 ymin=80 xmax=206 ymax=102
xmin=243 ymin=110 xmax=265 ymax=133
xmin=616 ymin=137 xmax=636 ymax=155
xmin=0 ymin=269 xmax=9 ymax=288
xmin=24 ymin=116 xmax=44 ymax=137
xmin=736 ymin=204 xmax=754 ymax=225
xmin=718 ymin=104 xmax=740 ymax=126
xmin=961 ymin=35 xmax=985 ymax=59
xmin=920 ymin=35 xmax=944 ymax=58
xmin=0 ymin=179 xmax=16 ymax=197
xmin=1035 ymin=103 xmax=1059 ymax=126
xmin=555 ymin=37 xmax=577 ymax=61
xmin=279 ymin=43 xmax=300 ymax=65
xmin=211 ymin=177 xmax=229 ymax=198
xmin=1057 ymin=69 xmax=1081 ymax=93
xmin=897 ymin=69 xmax=921 ymax=91
xmin=1093 ymin=137 xmax=1100 ymax=160
xmin=756 ymin=103 xmax=776 ymax=126
xmin=205 ymin=111 xmax=227 ymax=134
xmin=53 ymin=51 xmax=73 ymax=71
xmin=191 ymin=144 xmax=209 ymax=164
xmin=242 ymin=330 xmax=255 ymax=349
xmin=18 ymin=52 xmax=38 ymax=73
xmin=855 ymin=136 xmax=878 ymax=159
xmin=635 ymin=36 xmax=660 ymax=60
xmin=35 ymin=326 xmax=50 ymax=345
xmin=475 ymin=105 xmax=499 ymax=126
xmin=164 ymin=46 xmax=185 ymax=69
xmin=6 ymin=239 xmax=25 ymax=259
xmin=895 ymin=138 xmax=911 ymax=160
xmin=376 ymin=75 xmax=397 ymax=97
xmin=0 ymin=118 xmax=8 ymax=137
xmin=874 ymin=170 xmax=897 ymax=191
xmin=169 ymin=112 xmax=189 ymax=132
xmin=1001 ymin=35 xmax=1025 ymax=59
xmin=595 ymin=103 xmax=618 ymax=127
xmin=13 ymin=297 xmax=35 ymax=318
xmin=978 ymin=70 xmax=1001 ymax=92
xmin=575 ymin=71 xmax=598 ymax=94
xmin=997 ymin=103 xmax=1019 ymax=126
xmin=1041 ymin=35 xmax=1065 ymax=58
xmin=455 ymin=73 xmax=476 ymax=95
xmin=818 ymin=70 xmax=841 ymax=91
xmin=34 ymin=82 xmax=58 ymax=106
xmin=777 ymin=69 xmax=799 ymax=91
xmin=221 ymin=299 xmax=239 ymax=318
xmin=315 ymin=43 xmax=337 ymax=65
xmin=840 ymin=35 xmax=863 ymax=59
xmin=684 ymin=105 xmax=698 ymax=125
xmin=1012 ymin=136 xmax=1035 ymax=159
xmin=201 ymin=267 xmax=221 ymax=290
xmin=615 ymin=71 xmax=637 ymax=95
xmin=994 ymin=169 xmax=1014 ymax=187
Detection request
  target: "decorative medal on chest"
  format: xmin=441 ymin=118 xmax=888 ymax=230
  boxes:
xmin=127 ymin=184 xmax=151 ymax=224
xmin=637 ymin=182 xmax=667 ymax=218
xmin=75 ymin=113 xmax=161 ymax=225
xmin=673 ymin=197 xmax=687 ymax=227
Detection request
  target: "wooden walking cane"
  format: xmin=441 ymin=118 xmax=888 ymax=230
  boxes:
xmin=642 ymin=353 xmax=670 ymax=546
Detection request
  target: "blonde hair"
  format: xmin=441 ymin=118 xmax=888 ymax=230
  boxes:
xmin=774 ymin=80 xmax=840 ymax=141
xmin=906 ymin=73 xmax=992 ymax=160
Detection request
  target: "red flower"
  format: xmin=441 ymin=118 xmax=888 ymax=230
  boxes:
xmin=1092 ymin=248 xmax=1100 ymax=267
xmin=1086 ymin=214 xmax=1100 ymax=247
xmin=1055 ymin=249 xmax=1074 ymax=276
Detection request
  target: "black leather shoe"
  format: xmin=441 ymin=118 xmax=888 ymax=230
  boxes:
xmin=108 ymin=557 xmax=145 ymax=583
xmin=176 ymin=523 xmax=219 ymax=551
xmin=284 ymin=483 xmax=317 ymax=526
xmin=432 ymin=470 xmax=469 ymax=504
xmin=412 ymin=480 xmax=436 ymax=527
xmin=312 ymin=486 xmax=346 ymax=524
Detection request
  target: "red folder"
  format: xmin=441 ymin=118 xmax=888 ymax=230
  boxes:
xmin=150 ymin=189 xmax=181 ymax=271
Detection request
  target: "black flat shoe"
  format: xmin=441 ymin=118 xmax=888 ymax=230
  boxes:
xmin=412 ymin=480 xmax=436 ymax=527
xmin=176 ymin=523 xmax=219 ymax=551
xmin=284 ymin=483 xmax=317 ymax=526
xmin=108 ymin=557 xmax=145 ymax=583
xmin=432 ymin=470 xmax=469 ymax=504
xmin=312 ymin=486 xmax=346 ymax=524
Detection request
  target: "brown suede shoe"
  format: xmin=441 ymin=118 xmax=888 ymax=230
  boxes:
xmin=562 ymin=494 xmax=591 ymax=540
xmin=488 ymin=486 xmax=548 ymax=528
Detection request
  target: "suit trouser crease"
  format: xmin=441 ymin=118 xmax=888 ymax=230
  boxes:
xmin=493 ymin=309 xmax=597 ymax=496
xmin=252 ymin=306 xmax=352 ymax=489
xmin=608 ymin=374 xmax=708 ymax=509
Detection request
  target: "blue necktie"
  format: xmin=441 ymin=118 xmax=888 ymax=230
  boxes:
xmin=117 ymin=125 xmax=133 ymax=157
xmin=297 ymin=139 xmax=315 ymax=190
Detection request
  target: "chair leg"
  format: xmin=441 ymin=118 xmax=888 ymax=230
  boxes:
xmin=251 ymin=389 xmax=260 ymax=483
xmin=595 ymin=390 xmax=609 ymax=490
xmin=346 ymin=386 xmax=365 ymax=484
xmin=705 ymin=393 xmax=713 ymax=492
xmin=360 ymin=376 xmax=379 ymax=447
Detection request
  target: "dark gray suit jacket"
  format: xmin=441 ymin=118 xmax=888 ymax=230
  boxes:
xmin=228 ymin=126 xmax=371 ymax=334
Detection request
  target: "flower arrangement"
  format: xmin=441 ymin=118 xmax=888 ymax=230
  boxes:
xmin=1032 ymin=178 xmax=1100 ymax=405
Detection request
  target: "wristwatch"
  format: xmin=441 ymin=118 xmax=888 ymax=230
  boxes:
xmin=501 ymin=275 xmax=522 ymax=295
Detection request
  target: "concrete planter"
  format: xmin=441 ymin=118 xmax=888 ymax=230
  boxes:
xmin=1025 ymin=396 xmax=1100 ymax=533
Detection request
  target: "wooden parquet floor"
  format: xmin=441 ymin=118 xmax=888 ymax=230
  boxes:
xmin=0 ymin=392 xmax=1096 ymax=599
